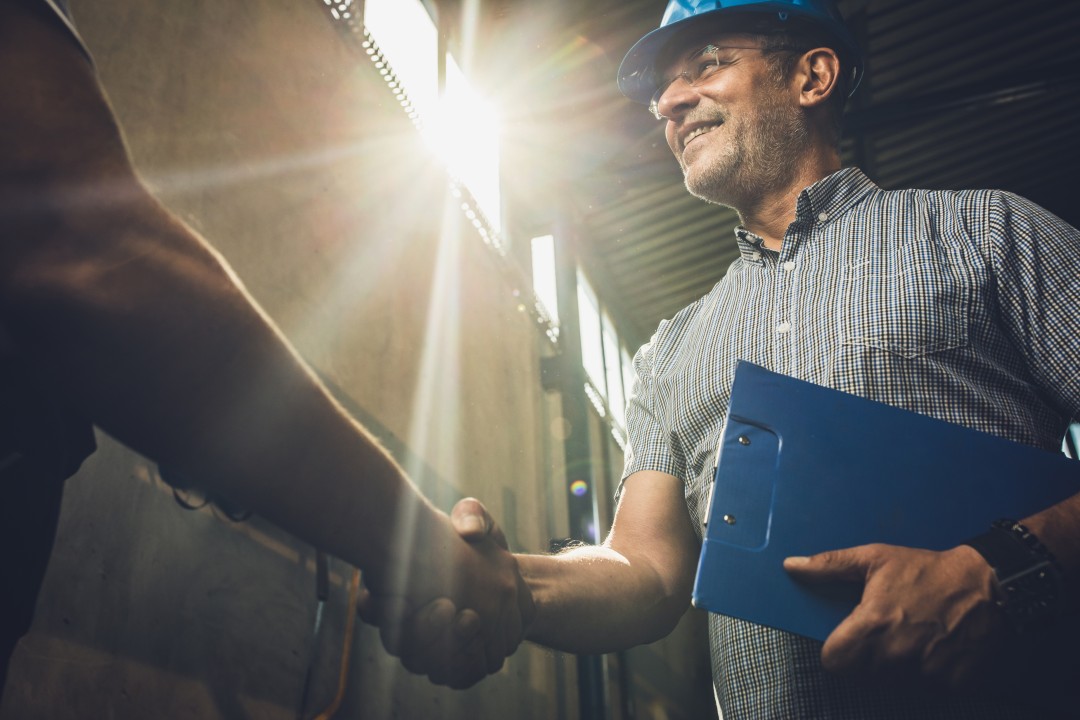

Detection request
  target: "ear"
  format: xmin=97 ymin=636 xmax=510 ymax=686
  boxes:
xmin=794 ymin=47 xmax=841 ymax=109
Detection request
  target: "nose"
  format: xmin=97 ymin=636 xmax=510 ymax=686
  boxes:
xmin=653 ymin=77 xmax=700 ymax=121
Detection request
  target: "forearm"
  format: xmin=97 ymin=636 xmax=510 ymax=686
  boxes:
xmin=0 ymin=6 xmax=488 ymax=626
xmin=0 ymin=186 xmax=447 ymax=585
xmin=517 ymin=544 xmax=689 ymax=654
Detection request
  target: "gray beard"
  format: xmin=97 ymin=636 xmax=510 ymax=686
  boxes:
xmin=683 ymin=97 xmax=810 ymax=210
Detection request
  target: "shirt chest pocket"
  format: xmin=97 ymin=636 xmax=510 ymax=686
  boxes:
xmin=841 ymin=256 xmax=971 ymax=359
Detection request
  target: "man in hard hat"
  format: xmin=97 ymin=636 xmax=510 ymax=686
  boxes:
xmin=391 ymin=0 xmax=1080 ymax=714
xmin=0 ymin=0 xmax=533 ymax=699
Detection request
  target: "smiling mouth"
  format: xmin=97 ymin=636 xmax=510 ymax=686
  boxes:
xmin=684 ymin=122 xmax=723 ymax=148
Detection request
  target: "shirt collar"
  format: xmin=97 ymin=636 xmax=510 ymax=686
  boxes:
xmin=732 ymin=167 xmax=879 ymax=260
xmin=734 ymin=227 xmax=767 ymax=262
xmin=794 ymin=167 xmax=879 ymax=224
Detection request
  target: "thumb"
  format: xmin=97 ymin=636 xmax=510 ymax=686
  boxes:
xmin=451 ymin=497 xmax=508 ymax=549
xmin=783 ymin=546 xmax=873 ymax=584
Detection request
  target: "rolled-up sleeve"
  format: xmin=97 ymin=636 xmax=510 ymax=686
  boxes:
xmin=616 ymin=333 xmax=684 ymax=504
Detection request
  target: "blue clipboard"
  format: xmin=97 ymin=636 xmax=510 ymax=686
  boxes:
xmin=692 ymin=361 xmax=1080 ymax=641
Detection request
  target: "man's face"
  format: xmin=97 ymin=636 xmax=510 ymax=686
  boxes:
xmin=655 ymin=34 xmax=808 ymax=208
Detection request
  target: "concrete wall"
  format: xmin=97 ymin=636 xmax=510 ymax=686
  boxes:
xmin=1 ymin=1 xmax=715 ymax=718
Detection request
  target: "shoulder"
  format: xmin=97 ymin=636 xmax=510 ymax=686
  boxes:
xmin=860 ymin=186 xmax=1076 ymax=249
xmin=635 ymin=288 xmax=717 ymax=374
xmin=861 ymin=185 xmax=994 ymax=214
xmin=865 ymin=185 xmax=1067 ymax=224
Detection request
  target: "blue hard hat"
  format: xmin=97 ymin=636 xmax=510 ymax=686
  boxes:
xmin=618 ymin=0 xmax=863 ymax=104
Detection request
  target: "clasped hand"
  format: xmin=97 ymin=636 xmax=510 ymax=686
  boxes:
xmin=358 ymin=498 xmax=534 ymax=688
xmin=784 ymin=543 xmax=1012 ymax=691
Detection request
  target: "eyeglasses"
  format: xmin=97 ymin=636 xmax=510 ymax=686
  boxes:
xmin=649 ymin=44 xmax=768 ymax=121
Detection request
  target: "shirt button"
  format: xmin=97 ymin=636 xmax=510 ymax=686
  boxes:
xmin=750 ymin=251 xmax=761 ymax=261
xmin=776 ymin=321 xmax=791 ymax=333
xmin=782 ymin=261 xmax=797 ymax=272
xmin=817 ymin=212 xmax=829 ymax=222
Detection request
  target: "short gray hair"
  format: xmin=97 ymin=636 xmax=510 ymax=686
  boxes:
xmin=755 ymin=30 xmax=850 ymax=147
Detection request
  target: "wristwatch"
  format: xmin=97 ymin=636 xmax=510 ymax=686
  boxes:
xmin=963 ymin=519 xmax=1063 ymax=633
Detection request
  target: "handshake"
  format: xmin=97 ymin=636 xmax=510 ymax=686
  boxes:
xmin=357 ymin=498 xmax=535 ymax=689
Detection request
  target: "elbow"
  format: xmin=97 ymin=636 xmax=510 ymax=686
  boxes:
xmin=636 ymin=591 xmax=691 ymax=645
xmin=628 ymin=554 xmax=695 ymax=646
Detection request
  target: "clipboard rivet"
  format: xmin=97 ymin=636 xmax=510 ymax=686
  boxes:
xmin=723 ymin=514 xmax=737 ymax=525
xmin=737 ymin=435 xmax=751 ymax=446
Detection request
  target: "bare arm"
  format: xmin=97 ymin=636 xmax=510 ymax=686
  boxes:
xmin=0 ymin=0 xmax=430 ymax=590
xmin=0 ymin=0 xmax=529 ymax=677
xmin=380 ymin=472 xmax=700 ymax=681
xmin=519 ymin=470 xmax=701 ymax=654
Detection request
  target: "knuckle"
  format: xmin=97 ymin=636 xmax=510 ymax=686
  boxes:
xmin=453 ymin=610 xmax=481 ymax=641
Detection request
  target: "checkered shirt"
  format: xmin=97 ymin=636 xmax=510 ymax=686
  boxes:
xmin=621 ymin=167 xmax=1080 ymax=719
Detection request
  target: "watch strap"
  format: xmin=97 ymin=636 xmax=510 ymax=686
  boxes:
xmin=963 ymin=519 xmax=1062 ymax=632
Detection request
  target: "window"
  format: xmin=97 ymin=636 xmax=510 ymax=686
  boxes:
xmin=577 ymin=271 xmax=605 ymax=396
xmin=530 ymin=235 xmax=559 ymax=326
xmin=602 ymin=312 xmax=625 ymax=427
xmin=440 ymin=56 xmax=501 ymax=229
xmin=363 ymin=0 xmax=438 ymax=121
xmin=621 ymin=346 xmax=636 ymax=410
xmin=363 ymin=0 xmax=502 ymax=232
xmin=576 ymin=271 xmax=635 ymax=429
